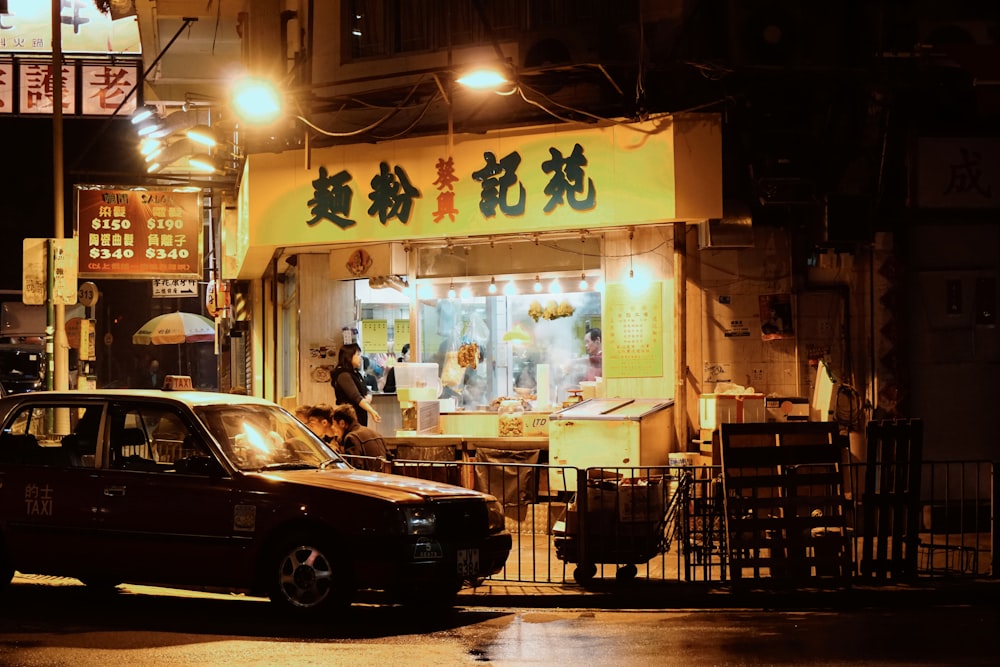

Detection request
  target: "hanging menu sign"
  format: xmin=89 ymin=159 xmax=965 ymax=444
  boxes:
xmin=75 ymin=185 xmax=203 ymax=280
xmin=603 ymin=281 xmax=663 ymax=378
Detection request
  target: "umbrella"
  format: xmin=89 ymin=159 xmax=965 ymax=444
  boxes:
xmin=133 ymin=311 xmax=216 ymax=345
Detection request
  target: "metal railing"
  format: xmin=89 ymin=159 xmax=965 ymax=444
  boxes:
xmin=342 ymin=452 xmax=995 ymax=586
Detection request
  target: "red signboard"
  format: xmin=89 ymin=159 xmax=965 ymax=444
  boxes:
xmin=75 ymin=186 xmax=203 ymax=280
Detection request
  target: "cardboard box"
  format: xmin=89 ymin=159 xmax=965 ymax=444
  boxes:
xmin=765 ymin=396 xmax=810 ymax=422
xmin=400 ymin=400 xmax=440 ymax=433
xmin=617 ymin=480 xmax=664 ymax=522
xmin=699 ymin=393 xmax=766 ymax=430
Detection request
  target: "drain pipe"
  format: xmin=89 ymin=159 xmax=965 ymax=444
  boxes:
xmin=673 ymin=222 xmax=688 ymax=453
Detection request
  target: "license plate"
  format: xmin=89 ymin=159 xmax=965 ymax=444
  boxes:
xmin=457 ymin=548 xmax=479 ymax=577
xmin=413 ymin=538 xmax=443 ymax=559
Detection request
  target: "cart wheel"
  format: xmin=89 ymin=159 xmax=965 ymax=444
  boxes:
xmin=616 ymin=564 xmax=638 ymax=581
xmin=573 ymin=563 xmax=596 ymax=584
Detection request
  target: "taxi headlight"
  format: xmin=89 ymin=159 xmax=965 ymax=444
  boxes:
xmin=402 ymin=506 xmax=437 ymax=535
xmin=486 ymin=498 xmax=505 ymax=532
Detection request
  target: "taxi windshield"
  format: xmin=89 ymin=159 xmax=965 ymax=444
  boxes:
xmin=195 ymin=404 xmax=343 ymax=472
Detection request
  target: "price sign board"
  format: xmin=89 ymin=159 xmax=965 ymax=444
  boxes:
xmin=75 ymin=186 xmax=203 ymax=280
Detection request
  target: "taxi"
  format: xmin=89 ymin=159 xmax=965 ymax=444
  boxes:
xmin=0 ymin=380 xmax=510 ymax=614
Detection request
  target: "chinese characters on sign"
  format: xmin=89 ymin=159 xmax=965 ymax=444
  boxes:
xmin=433 ymin=157 xmax=459 ymax=222
xmin=81 ymin=63 xmax=137 ymax=115
xmin=362 ymin=320 xmax=389 ymax=354
xmin=0 ymin=60 xmax=139 ymax=116
xmin=306 ymin=143 xmax=597 ymax=229
xmin=24 ymin=483 xmax=54 ymax=517
xmin=603 ymin=282 xmax=663 ymax=378
xmin=76 ymin=187 xmax=203 ymax=280
xmin=19 ymin=62 xmax=75 ymax=114
xmin=916 ymin=137 xmax=999 ymax=209
xmin=0 ymin=1 xmax=140 ymax=54
xmin=152 ymin=279 xmax=199 ymax=298
xmin=21 ymin=238 xmax=78 ymax=305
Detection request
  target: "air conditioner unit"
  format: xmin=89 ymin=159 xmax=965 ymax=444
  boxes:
xmin=697 ymin=199 xmax=754 ymax=248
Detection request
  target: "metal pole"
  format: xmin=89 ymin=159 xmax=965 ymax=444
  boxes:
xmin=51 ymin=0 xmax=69 ymax=391
xmin=674 ymin=222 xmax=687 ymax=453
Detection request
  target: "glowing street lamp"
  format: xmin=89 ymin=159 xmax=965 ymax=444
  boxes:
xmin=456 ymin=67 xmax=512 ymax=91
xmin=231 ymin=77 xmax=284 ymax=125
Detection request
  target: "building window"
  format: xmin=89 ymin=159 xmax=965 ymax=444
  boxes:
xmin=344 ymin=0 xmax=621 ymax=62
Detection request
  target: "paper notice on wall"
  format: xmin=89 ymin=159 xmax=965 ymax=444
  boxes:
xmin=603 ymin=282 xmax=663 ymax=378
xmin=362 ymin=319 xmax=389 ymax=353
xmin=703 ymin=362 xmax=733 ymax=384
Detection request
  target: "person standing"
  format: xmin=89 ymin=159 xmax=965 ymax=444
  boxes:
xmin=583 ymin=327 xmax=603 ymax=382
xmin=331 ymin=403 xmax=389 ymax=471
xmin=381 ymin=343 xmax=410 ymax=393
xmin=146 ymin=358 xmax=162 ymax=389
xmin=329 ymin=343 xmax=381 ymax=426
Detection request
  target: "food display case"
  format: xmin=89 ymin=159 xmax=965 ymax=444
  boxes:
xmin=547 ymin=398 xmax=675 ymax=493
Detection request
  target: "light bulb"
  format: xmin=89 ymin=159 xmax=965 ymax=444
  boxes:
xmin=549 ymin=279 xmax=562 ymax=294
xmin=447 ymin=283 xmax=456 ymax=299
xmin=488 ymin=277 xmax=497 ymax=294
xmin=503 ymin=280 xmax=516 ymax=296
xmin=578 ymin=274 xmax=588 ymax=291
xmin=533 ymin=275 xmax=542 ymax=292
xmin=459 ymin=285 xmax=472 ymax=299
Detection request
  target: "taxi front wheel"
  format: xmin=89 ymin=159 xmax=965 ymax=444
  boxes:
xmin=268 ymin=533 xmax=353 ymax=614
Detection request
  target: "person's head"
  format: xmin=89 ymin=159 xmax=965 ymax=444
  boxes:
xmin=337 ymin=343 xmax=363 ymax=369
xmin=149 ymin=359 xmax=160 ymax=372
xmin=584 ymin=328 xmax=602 ymax=356
xmin=305 ymin=404 xmax=336 ymax=439
xmin=294 ymin=404 xmax=313 ymax=422
xmin=399 ymin=343 xmax=410 ymax=362
xmin=331 ymin=403 xmax=360 ymax=436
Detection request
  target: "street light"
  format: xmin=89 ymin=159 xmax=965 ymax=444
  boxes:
xmin=230 ymin=77 xmax=284 ymax=125
xmin=455 ymin=66 xmax=513 ymax=90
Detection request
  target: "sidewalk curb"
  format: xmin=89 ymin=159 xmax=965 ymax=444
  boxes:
xmin=458 ymin=579 xmax=1000 ymax=609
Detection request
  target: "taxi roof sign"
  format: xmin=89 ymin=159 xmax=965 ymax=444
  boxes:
xmin=162 ymin=375 xmax=194 ymax=390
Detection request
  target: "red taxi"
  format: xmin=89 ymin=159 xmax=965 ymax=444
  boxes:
xmin=0 ymin=387 xmax=510 ymax=614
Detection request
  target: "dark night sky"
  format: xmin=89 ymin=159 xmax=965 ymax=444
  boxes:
xmin=4 ymin=115 xmax=143 ymax=292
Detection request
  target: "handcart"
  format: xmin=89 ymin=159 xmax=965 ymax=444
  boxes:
xmin=554 ymin=471 xmax=690 ymax=583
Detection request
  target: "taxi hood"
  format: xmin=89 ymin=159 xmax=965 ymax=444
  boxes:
xmin=256 ymin=467 xmax=494 ymax=504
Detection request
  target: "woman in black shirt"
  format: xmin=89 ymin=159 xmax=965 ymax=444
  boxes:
xmin=329 ymin=343 xmax=381 ymax=426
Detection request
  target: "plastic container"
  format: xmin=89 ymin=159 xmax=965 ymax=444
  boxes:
xmin=497 ymin=399 xmax=525 ymax=437
xmin=393 ymin=362 xmax=439 ymax=389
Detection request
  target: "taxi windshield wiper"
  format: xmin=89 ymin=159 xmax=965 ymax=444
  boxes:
xmin=320 ymin=458 xmax=348 ymax=470
xmin=259 ymin=462 xmax=318 ymax=471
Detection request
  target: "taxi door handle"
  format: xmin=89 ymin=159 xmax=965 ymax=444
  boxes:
xmin=104 ymin=486 xmax=126 ymax=497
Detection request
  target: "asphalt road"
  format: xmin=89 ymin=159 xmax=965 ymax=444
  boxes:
xmin=1 ymin=577 xmax=998 ymax=666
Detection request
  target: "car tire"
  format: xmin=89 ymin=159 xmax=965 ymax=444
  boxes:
xmin=268 ymin=534 xmax=353 ymax=614
xmin=573 ymin=563 xmax=597 ymax=583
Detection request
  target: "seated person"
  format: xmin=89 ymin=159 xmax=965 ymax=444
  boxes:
xmin=330 ymin=403 xmax=388 ymax=471
xmin=304 ymin=404 xmax=340 ymax=449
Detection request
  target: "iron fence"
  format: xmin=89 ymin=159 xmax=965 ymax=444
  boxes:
xmin=342 ymin=452 xmax=995 ymax=585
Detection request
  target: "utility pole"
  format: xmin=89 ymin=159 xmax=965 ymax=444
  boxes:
xmin=49 ymin=0 xmax=69 ymax=391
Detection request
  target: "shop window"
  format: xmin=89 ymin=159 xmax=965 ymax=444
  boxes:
xmin=417 ymin=289 xmax=601 ymax=410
